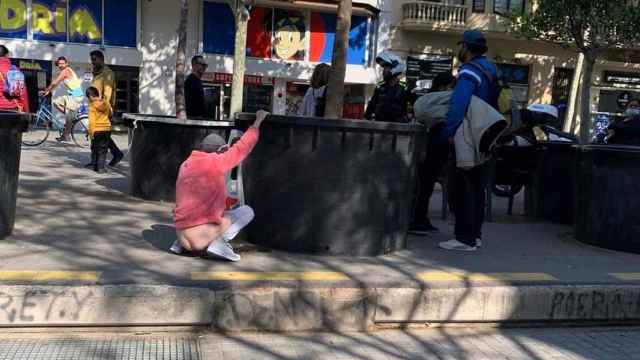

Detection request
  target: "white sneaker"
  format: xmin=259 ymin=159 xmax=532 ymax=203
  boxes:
xmin=438 ymin=239 xmax=477 ymax=252
xmin=222 ymin=205 xmax=255 ymax=242
xmin=169 ymin=240 xmax=184 ymax=254
xmin=476 ymin=238 xmax=482 ymax=248
xmin=207 ymin=239 xmax=241 ymax=262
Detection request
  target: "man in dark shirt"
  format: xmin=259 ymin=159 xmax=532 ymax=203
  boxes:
xmin=364 ymin=51 xmax=414 ymax=123
xmin=185 ymin=55 xmax=207 ymax=118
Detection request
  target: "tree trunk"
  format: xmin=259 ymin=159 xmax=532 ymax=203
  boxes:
xmin=325 ymin=0 xmax=352 ymax=119
xmin=175 ymin=0 xmax=188 ymax=121
xmin=578 ymin=53 xmax=596 ymax=144
xmin=230 ymin=2 xmax=249 ymax=119
xmin=564 ymin=52 xmax=584 ymax=134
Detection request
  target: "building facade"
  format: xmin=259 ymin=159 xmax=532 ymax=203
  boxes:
xmin=388 ymin=0 xmax=640 ymax=130
xmin=0 ymin=0 xmax=382 ymax=121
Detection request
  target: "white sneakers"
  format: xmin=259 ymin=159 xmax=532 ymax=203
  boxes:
xmin=222 ymin=206 xmax=255 ymax=241
xmin=169 ymin=240 xmax=184 ymax=254
xmin=169 ymin=205 xmax=255 ymax=262
xmin=438 ymin=239 xmax=478 ymax=252
xmin=206 ymin=238 xmax=241 ymax=262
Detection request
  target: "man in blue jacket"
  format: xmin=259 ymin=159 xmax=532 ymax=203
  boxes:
xmin=439 ymin=30 xmax=497 ymax=252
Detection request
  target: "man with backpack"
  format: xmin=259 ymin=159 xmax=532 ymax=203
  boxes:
xmin=438 ymin=30 xmax=499 ymax=252
xmin=0 ymin=45 xmax=29 ymax=113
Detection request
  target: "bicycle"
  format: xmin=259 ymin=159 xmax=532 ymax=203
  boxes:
xmin=22 ymin=96 xmax=90 ymax=148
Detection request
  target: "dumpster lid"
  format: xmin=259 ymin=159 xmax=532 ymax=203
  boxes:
xmin=0 ymin=111 xmax=32 ymax=130
xmin=236 ymin=113 xmax=425 ymax=133
xmin=123 ymin=113 xmax=234 ymax=127
xmin=575 ymin=144 xmax=640 ymax=153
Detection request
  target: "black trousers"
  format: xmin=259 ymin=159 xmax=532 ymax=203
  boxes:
xmin=108 ymin=137 xmax=122 ymax=158
xmin=91 ymin=131 xmax=111 ymax=171
xmin=453 ymin=162 xmax=489 ymax=246
xmin=413 ymin=124 xmax=451 ymax=223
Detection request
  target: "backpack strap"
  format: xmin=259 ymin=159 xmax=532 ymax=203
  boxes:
xmin=465 ymin=61 xmax=494 ymax=84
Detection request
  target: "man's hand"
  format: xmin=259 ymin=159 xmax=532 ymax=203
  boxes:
xmin=254 ymin=110 xmax=270 ymax=128
xmin=39 ymin=90 xmax=50 ymax=97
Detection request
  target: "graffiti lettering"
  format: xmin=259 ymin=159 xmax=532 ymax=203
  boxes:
xmin=214 ymin=289 xmax=374 ymax=331
xmin=549 ymin=290 xmax=640 ymax=320
xmin=0 ymin=290 xmax=93 ymax=323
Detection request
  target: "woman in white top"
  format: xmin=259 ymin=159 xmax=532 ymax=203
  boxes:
xmin=299 ymin=63 xmax=331 ymax=117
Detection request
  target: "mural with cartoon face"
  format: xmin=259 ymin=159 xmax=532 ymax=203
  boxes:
xmin=272 ymin=10 xmax=306 ymax=61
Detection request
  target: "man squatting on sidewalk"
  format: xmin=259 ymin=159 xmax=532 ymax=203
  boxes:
xmin=169 ymin=110 xmax=269 ymax=262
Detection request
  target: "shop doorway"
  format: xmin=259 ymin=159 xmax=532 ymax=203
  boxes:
xmin=11 ymin=59 xmax=52 ymax=112
xmin=551 ymin=68 xmax=574 ymax=126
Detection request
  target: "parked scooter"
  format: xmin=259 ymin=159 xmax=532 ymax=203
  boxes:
xmin=491 ymin=104 xmax=578 ymax=198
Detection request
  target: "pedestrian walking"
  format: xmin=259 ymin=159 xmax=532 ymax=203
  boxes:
xmin=410 ymin=72 xmax=456 ymax=234
xmin=86 ymin=86 xmax=112 ymax=174
xmin=299 ymin=63 xmax=331 ymax=117
xmin=89 ymin=50 xmax=123 ymax=168
xmin=438 ymin=30 xmax=500 ymax=252
xmin=185 ymin=55 xmax=207 ymax=118
xmin=41 ymin=56 xmax=84 ymax=142
xmin=170 ymin=110 xmax=269 ymax=262
xmin=364 ymin=51 xmax=414 ymax=123
xmin=0 ymin=45 xmax=29 ymax=113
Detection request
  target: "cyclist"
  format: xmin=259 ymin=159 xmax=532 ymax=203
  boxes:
xmin=41 ymin=56 xmax=84 ymax=142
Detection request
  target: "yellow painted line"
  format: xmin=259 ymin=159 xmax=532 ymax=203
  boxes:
xmin=418 ymin=272 xmax=557 ymax=282
xmin=0 ymin=271 xmax=101 ymax=282
xmin=610 ymin=273 xmax=640 ymax=281
xmin=191 ymin=271 xmax=350 ymax=281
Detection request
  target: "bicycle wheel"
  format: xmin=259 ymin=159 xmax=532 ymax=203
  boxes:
xmin=21 ymin=113 xmax=50 ymax=146
xmin=71 ymin=118 xmax=91 ymax=148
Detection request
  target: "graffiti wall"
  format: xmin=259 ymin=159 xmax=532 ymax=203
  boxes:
xmin=0 ymin=0 xmax=137 ymax=47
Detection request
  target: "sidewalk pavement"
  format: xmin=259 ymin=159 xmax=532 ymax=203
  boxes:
xmin=2 ymin=135 xmax=640 ymax=330
xmin=2 ymin=326 xmax=640 ymax=359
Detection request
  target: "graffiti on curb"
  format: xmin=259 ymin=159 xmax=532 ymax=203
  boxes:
xmin=549 ymin=290 xmax=640 ymax=320
xmin=0 ymin=290 xmax=93 ymax=323
xmin=213 ymin=289 xmax=376 ymax=331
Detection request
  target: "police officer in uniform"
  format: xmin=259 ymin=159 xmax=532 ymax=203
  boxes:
xmin=364 ymin=51 xmax=414 ymax=123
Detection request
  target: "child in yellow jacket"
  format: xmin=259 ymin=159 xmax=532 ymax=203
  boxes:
xmin=86 ymin=86 xmax=112 ymax=173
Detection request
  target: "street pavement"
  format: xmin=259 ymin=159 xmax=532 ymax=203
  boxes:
xmin=3 ymin=135 xmax=640 ymax=328
xmin=4 ymin=134 xmax=640 ymax=287
xmin=1 ymin=326 xmax=640 ymax=359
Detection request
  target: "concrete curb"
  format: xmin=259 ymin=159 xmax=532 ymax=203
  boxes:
xmin=1 ymin=284 xmax=640 ymax=331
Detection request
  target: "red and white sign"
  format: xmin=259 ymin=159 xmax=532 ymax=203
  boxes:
xmin=202 ymin=72 xmax=274 ymax=86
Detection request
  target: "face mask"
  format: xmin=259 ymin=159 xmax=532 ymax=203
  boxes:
xmin=624 ymin=108 xmax=640 ymax=118
xmin=383 ymin=71 xmax=394 ymax=82
xmin=457 ymin=46 xmax=467 ymax=63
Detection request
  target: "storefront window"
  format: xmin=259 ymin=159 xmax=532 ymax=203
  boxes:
xmin=405 ymin=55 xmax=453 ymax=94
xmin=472 ymin=0 xmax=486 ymax=13
xmin=494 ymin=0 xmax=525 ymax=15
xmin=111 ymin=65 xmax=140 ymax=119
xmin=551 ymin=68 xmax=574 ymax=124
xmin=286 ymin=82 xmax=308 ymax=116
xmin=203 ymin=1 xmax=235 ymax=55
xmin=0 ymin=0 xmax=138 ymax=47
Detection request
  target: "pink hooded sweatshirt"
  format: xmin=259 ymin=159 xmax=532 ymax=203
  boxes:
xmin=0 ymin=57 xmax=29 ymax=112
xmin=173 ymin=127 xmax=259 ymax=230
